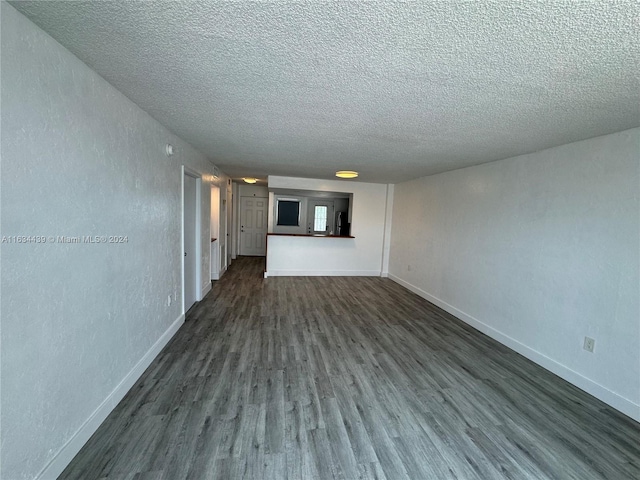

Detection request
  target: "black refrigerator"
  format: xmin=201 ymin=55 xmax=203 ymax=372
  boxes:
xmin=336 ymin=211 xmax=350 ymax=236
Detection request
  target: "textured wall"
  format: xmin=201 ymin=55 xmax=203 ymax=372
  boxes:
xmin=238 ymin=184 xmax=269 ymax=198
xmin=1 ymin=5 xmax=226 ymax=479
xmin=266 ymin=176 xmax=388 ymax=276
xmin=389 ymin=129 xmax=640 ymax=419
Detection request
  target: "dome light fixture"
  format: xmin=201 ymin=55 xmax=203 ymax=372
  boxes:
xmin=243 ymin=177 xmax=257 ymax=184
xmin=335 ymin=170 xmax=358 ymax=179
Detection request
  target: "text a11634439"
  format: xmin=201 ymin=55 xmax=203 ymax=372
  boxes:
xmin=1 ymin=235 xmax=129 ymax=244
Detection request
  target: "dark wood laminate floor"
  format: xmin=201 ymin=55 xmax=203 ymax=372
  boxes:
xmin=60 ymin=257 xmax=640 ymax=479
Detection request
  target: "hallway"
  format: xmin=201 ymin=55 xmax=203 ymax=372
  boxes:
xmin=60 ymin=257 xmax=639 ymax=479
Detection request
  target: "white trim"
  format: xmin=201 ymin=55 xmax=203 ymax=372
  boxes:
xmin=265 ymin=269 xmax=381 ymax=277
xmin=36 ymin=314 xmax=186 ymax=480
xmin=388 ymin=274 xmax=640 ymax=422
xmin=201 ymin=281 xmax=212 ymax=299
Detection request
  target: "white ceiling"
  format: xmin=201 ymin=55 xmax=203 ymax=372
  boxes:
xmin=10 ymin=1 xmax=639 ymax=184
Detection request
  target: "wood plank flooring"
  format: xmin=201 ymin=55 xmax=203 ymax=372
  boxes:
xmin=60 ymin=256 xmax=640 ymax=479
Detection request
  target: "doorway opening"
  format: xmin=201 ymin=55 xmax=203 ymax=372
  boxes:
xmin=210 ymin=185 xmax=221 ymax=280
xmin=182 ymin=167 xmax=201 ymax=313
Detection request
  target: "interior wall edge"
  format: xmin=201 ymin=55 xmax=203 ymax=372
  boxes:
xmin=34 ymin=313 xmax=186 ymax=480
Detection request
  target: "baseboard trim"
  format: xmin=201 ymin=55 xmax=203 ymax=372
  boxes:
xmin=36 ymin=313 xmax=186 ymax=480
xmin=388 ymin=274 xmax=640 ymax=422
xmin=265 ymin=269 xmax=381 ymax=277
xmin=211 ymin=271 xmax=220 ymax=281
xmin=201 ymin=282 xmax=212 ymax=299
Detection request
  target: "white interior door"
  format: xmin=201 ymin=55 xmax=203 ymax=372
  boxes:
xmin=183 ymin=172 xmax=198 ymax=311
xmin=240 ymin=196 xmax=267 ymax=256
xmin=307 ymin=200 xmax=334 ymax=235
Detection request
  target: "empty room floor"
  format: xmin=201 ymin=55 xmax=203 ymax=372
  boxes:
xmin=60 ymin=257 xmax=640 ymax=479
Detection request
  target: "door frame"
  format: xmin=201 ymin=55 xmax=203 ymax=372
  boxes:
xmin=181 ymin=166 xmax=202 ymax=314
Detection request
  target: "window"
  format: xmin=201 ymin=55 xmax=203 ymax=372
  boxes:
xmin=313 ymin=206 xmax=328 ymax=231
xmin=276 ymin=200 xmax=300 ymax=226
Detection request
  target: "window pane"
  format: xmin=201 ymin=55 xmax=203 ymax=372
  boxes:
xmin=314 ymin=206 xmax=328 ymax=231
xmin=277 ymin=201 xmax=300 ymax=226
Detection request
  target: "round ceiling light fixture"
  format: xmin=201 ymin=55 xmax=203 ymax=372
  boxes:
xmin=243 ymin=177 xmax=257 ymax=184
xmin=335 ymin=170 xmax=358 ymax=179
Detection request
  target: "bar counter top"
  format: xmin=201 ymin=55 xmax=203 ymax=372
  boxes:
xmin=267 ymin=233 xmax=354 ymax=238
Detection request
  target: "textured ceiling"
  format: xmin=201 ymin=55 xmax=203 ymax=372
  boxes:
xmin=9 ymin=1 xmax=640 ymax=184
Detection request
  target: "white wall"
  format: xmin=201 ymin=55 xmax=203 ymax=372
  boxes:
xmin=266 ymin=176 xmax=389 ymax=276
xmin=389 ymin=128 xmax=640 ymax=420
xmin=238 ymin=184 xmax=269 ymax=198
xmin=0 ymin=5 xmax=228 ymax=479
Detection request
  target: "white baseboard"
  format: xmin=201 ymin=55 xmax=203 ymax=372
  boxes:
xmin=211 ymin=271 xmax=220 ymax=281
xmin=36 ymin=313 xmax=186 ymax=480
xmin=388 ymin=274 xmax=640 ymax=422
xmin=201 ymin=282 xmax=212 ymax=299
xmin=265 ymin=269 xmax=381 ymax=277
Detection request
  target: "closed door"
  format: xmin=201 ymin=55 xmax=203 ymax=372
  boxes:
xmin=183 ymin=173 xmax=198 ymax=311
xmin=240 ymin=196 xmax=267 ymax=256
xmin=307 ymin=200 xmax=334 ymax=235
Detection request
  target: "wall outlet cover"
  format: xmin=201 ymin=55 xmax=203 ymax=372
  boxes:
xmin=583 ymin=336 xmax=595 ymax=353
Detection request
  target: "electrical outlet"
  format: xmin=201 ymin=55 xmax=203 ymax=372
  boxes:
xmin=583 ymin=336 xmax=595 ymax=353
xmin=407 ymin=265 xmax=412 ymax=272
xmin=167 ymin=295 xmax=172 ymax=307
